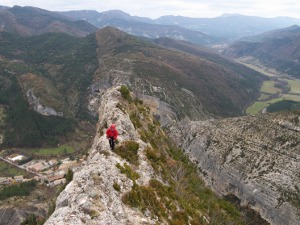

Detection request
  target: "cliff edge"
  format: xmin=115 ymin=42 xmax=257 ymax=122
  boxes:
xmin=170 ymin=113 xmax=300 ymax=225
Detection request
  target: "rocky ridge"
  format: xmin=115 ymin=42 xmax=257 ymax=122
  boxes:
xmin=45 ymin=86 xmax=158 ymax=225
xmin=169 ymin=112 xmax=300 ymax=225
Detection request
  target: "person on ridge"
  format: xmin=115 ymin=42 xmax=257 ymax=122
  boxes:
xmin=106 ymin=124 xmax=118 ymax=150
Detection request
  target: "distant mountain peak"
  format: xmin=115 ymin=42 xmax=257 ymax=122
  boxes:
xmin=0 ymin=5 xmax=9 ymax=10
xmin=219 ymin=13 xmax=241 ymax=17
xmin=0 ymin=5 xmax=97 ymax=37
xmin=102 ymin=9 xmax=128 ymax=15
xmin=286 ymin=24 xmax=300 ymax=30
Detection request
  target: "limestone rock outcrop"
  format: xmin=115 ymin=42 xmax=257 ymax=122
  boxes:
xmin=26 ymin=89 xmax=63 ymax=117
xmin=169 ymin=113 xmax=300 ymax=225
xmin=45 ymin=87 xmax=157 ymax=225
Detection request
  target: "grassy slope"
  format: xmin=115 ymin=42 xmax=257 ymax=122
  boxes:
xmin=0 ymin=160 xmax=33 ymax=178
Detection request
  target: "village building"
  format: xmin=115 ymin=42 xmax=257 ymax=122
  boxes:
xmin=33 ymin=176 xmax=40 ymax=181
xmin=42 ymin=169 xmax=54 ymax=175
xmin=57 ymin=170 xmax=66 ymax=176
xmin=53 ymin=178 xmax=66 ymax=186
xmin=48 ymin=159 xmax=58 ymax=166
xmin=10 ymin=155 xmax=25 ymax=162
xmin=28 ymin=162 xmax=44 ymax=172
xmin=58 ymin=161 xmax=77 ymax=172
xmin=22 ymin=178 xmax=32 ymax=183
xmin=14 ymin=175 xmax=24 ymax=182
xmin=0 ymin=177 xmax=13 ymax=185
xmin=27 ymin=161 xmax=49 ymax=172
xmin=6 ymin=154 xmax=18 ymax=161
xmin=47 ymin=174 xmax=65 ymax=184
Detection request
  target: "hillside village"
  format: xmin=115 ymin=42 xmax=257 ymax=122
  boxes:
xmin=0 ymin=152 xmax=82 ymax=187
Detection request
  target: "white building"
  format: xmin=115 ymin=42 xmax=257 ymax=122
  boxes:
xmin=8 ymin=155 xmax=25 ymax=162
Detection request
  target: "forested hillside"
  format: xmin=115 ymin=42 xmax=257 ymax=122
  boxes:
xmin=0 ymin=27 xmax=266 ymax=148
xmin=224 ymin=25 xmax=300 ymax=78
xmin=0 ymin=5 xmax=97 ymax=37
xmin=0 ymin=32 xmax=98 ymax=147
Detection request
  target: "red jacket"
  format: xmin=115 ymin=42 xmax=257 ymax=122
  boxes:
xmin=106 ymin=128 xmax=118 ymax=140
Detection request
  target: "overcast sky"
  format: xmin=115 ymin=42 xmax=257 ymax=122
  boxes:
xmin=2 ymin=0 xmax=300 ymax=19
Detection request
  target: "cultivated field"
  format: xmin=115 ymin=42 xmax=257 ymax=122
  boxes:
xmin=245 ymin=71 xmax=300 ymax=115
xmin=287 ymin=80 xmax=300 ymax=94
xmin=260 ymin=81 xmax=282 ymax=94
xmin=0 ymin=160 xmax=32 ymax=178
xmin=23 ymin=145 xmax=75 ymax=156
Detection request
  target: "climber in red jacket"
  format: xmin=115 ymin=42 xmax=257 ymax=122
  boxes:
xmin=106 ymin=124 xmax=118 ymax=150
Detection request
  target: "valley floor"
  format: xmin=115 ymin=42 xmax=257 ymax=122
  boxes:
xmin=238 ymin=61 xmax=300 ymax=114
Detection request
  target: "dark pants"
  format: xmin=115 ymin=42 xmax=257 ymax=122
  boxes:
xmin=109 ymin=137 xmax=115 ymax=150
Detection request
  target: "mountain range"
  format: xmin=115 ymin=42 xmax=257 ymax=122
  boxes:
xmin=0 ymin=4 xmax=300 ymax=225
xmin=60 ymin=9 xmax=223 ymax=46
xmin=60 ymin=9 xmax=300 ymax=42
xmin=0 ymin=5 xmax=97 ymax=37
xmin=2 ymin=5 xmax=300 ymax=45
xmin=0 ymin=23 xmax=266 ymax=149
xmin=155 ymin=14 xmax=300 ymax=40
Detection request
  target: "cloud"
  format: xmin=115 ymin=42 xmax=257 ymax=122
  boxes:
xmin=1 ymin=0 xmax=300 ymax=18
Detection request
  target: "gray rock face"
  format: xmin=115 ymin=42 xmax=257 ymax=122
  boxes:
xmin=45 ymin=87 xmax=157 ymax=225
xmin=0 ymin=206 xmax=46 ymax=225
xmin=169 ymin=113 xmax=300 ymax=225
xmin=26 ymin=89 xmax=63 ymax=117
xmin=0 ymin=208 xmax=26 ymax=225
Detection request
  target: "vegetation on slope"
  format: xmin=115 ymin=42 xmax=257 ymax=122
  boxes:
xmin=0 ymin=5 xmax=97 ymax=37
xmin=114 ymin=86 xmax=269 ymax=225
xmin=266 ymin=100 xmax=300 ymax=112
xmin=224 ymin=25 xmax=300 ymax=79
xmin=96 ymin=27 xmax=265 ymax=119
xmin=0 ymin=180 xmax=37 ymax=201
xmin=0 ymin=31 xmax=98 ymax=148
xmin=0 ymin=66 xmax=75 ymax=147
